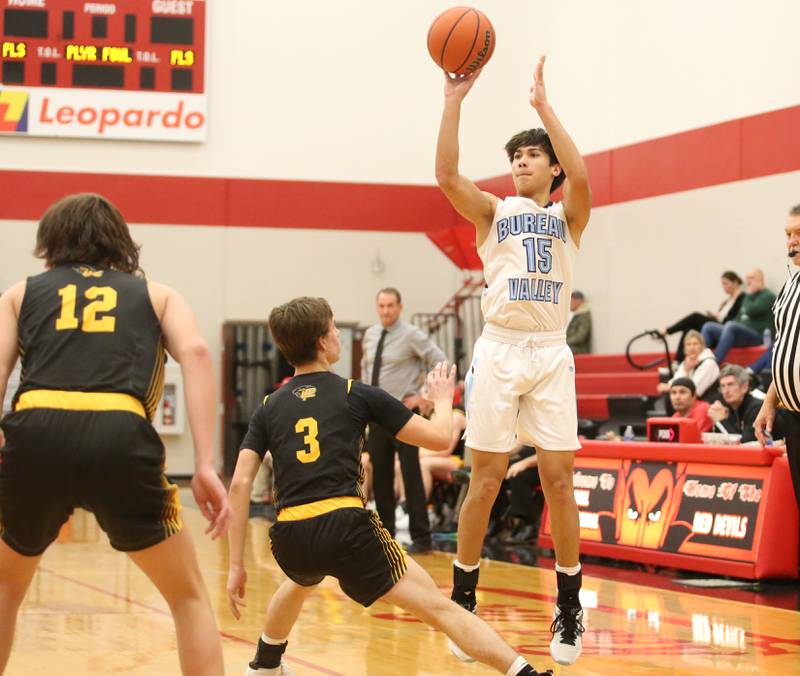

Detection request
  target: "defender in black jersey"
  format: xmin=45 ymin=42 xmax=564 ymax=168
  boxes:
xmin=226 ymin=297 xmax=552 ymax=676
xmin=0 ymin=194 xmax=229 ymax=676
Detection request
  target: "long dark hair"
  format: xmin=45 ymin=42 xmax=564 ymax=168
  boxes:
xmin=34 ymin=193 xmax=142 ymax=275
xmin=720 ymin=270 xmax=742 ymax=286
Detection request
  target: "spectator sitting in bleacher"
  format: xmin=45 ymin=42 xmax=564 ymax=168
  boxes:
xmin=503 ymin=445 xmax=542 ymax=544
xmin=749 ymin=346 xmax=773 ymax=376
xmin=701 ymin=268 xmax=775 ymax=363
xmin=669 ymin=377 xmax=713 ymax=434
xmin=656 ymin=330 xmax=719 ymax=401
xmin=417 ymin=405 xmax=467 ymax=500
xmin=394 ymin=389 xmax=467 ymax=533
xmin=567 ymin=290 xmax=592 ymax=354
xmin=656 ymin=271 xmax=743 ymax=363
xmin=707 ymin=364 xmax=767 ymax=443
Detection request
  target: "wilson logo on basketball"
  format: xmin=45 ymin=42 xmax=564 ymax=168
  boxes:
xmin=465 ymin=30 xmax=493 ymax=72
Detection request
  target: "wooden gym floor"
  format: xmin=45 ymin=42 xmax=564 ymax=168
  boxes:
xmin=6 ymin=490 xmax=800 ymax=675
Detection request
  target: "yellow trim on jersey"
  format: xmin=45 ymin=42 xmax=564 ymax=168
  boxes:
xmin=159 ymin=475 xmax=183 ymax=539
xmin=143 ymin=337 xmax=165 ymax=421
xmin=15 ymin=390 xmax=146 ymax=418
xmin=277 ymin=496 xmax=363 ymax=522
xmin=263 ymin=394 xmax=270 ymax=405
xmin=368 ymin=510 xmax=407 ymax=582
xmin=347 ymin=379 xmax=353 ymax=393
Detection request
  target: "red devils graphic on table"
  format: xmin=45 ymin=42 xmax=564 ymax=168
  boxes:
xmin=540 ymin=440 xmax=797 ymax=579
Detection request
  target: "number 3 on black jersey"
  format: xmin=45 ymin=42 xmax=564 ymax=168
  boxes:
xmin=56 ymin=284 xmax=118 ymax=333
xmin=295 ymin=417 xmax=320 ymax=463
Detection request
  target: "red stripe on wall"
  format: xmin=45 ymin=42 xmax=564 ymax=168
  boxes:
xmin=450 ymin=105 xmax=800 ymax=266
xmin=479 ymin=104 xmax=800 ymax=208
xmin=741 ymin=106 xmax=800 ymax=179
xmin=0 ymin=170 xmax=458 ymax=232
xmin=608 ymin=120 xmax=742 ymax=204
xmin=1 ymin=104 xmax=799 ymax=269
xmin=0 ymin=171 xmax=230 ymax=225
xmin=226 ymin=179 xmax=456 ymax=231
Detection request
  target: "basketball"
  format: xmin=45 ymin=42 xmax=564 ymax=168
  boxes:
xmin=427 ymin=6 xmax=496 ymax=76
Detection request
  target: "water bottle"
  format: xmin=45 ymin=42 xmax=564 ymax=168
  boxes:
xmin=763 ymin=328 xmax=772 ymax=348
xmin=623 ymin=425 xmax=635 ymax=442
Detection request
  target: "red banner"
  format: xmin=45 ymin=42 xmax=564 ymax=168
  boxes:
xmin=540 ymin=441 xmax=798 ymax=579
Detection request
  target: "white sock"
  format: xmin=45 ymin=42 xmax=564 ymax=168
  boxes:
xmin=506 ymin=655 xmax=528 ymax=676
xmin=454 ymin=559 xmax=480 ymax=572
xmin=555 ymin=562 xmax=581 ymax=576
xmin=261 ymin=632 xmax=287 ymax=645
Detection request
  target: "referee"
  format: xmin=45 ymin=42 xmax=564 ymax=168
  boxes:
xmin=361 ymin=288 xmax=446 ymax=553
xmin=755 ymin=204 xmax=800 ymax=516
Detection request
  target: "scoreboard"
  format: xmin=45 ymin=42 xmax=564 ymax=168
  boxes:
xmin=0 ymin=0 xmax=207 ymax=141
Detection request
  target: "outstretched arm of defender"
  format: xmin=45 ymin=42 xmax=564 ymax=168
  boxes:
xmin=153 ymin=282 xmax=231 ymax=538
xmin=395 ymin=362 xmax=456 ymax=450
xmin=0 ymin=282 xmax=24 ymax=446
xmin=530 ymin=56 xmax=591 ymax=242
xmin=435 ymin=71 xmax=497 ymax=244
xmin=0 ymin=283 xmax=23 ymax=399
xmin=226 ymin=448 xmax=263 ymax=618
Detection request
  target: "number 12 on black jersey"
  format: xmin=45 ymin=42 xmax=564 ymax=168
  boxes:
xmin=56 ymin=284 xmax=118 ymax=333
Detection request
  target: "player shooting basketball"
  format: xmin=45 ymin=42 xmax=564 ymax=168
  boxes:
xmin=435 ymin=55 xmax=591 ymax=666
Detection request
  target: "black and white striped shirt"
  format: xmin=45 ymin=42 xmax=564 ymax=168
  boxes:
xmin=772 ymin=269 xmax=800 ymax=412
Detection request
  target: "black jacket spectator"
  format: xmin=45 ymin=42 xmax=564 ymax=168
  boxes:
xmin=716 ymin=393 xmax=762 ymax=443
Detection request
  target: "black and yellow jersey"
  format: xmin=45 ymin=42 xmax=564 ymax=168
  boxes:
xmin=240 ymin=371 xmax=413 ymax=511
xmin=14 ymin=265 xmax=165 ymax=420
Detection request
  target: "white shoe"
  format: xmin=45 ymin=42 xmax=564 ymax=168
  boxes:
xmin=549 ymin=606 xmax=585 ymax=665
xmin=395 ymin=511 xmax=410 ymax=532
xmin=244 ymin=662 xmax=294 ymax=676
xmin=447 ymin=637 xmax=475 ymax=663
xmin=245 ymin=663 xmax=295 ymax=676
xmin=447 ymin=596 xmax=477 ymax=662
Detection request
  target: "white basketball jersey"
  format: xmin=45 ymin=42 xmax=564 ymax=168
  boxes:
xmin=477 ymin=196 xmax=577 ymax=332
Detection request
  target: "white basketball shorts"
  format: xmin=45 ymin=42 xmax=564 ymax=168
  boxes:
xmin=464 ymin=323 xmax=581 ymax=453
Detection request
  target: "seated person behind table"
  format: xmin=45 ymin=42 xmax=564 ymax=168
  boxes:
xmin=656 ymin=330 xmax=719 ymax=402
xmin=707 ymin=364 xmax=765 ymax=443
xmin=566 ymin=290 xmax=592 ymax=354
xmin=669 ymin=377 xmax=713 ymax=434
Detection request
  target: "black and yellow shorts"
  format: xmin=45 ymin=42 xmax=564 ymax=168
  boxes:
xmin=0 ymin=399 xmax=182 ymax=557
xmin=269 ymin=500 xmax=407 ymax=607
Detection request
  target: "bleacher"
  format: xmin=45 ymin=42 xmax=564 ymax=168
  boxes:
xmin=575 ymin=346 xmax=767 ymax=434
xmin=411 ymin=284 xmax=768 ymax=436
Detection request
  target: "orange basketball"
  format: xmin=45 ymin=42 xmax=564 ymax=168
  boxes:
xmin=427 ymin=6 xmax=496 ymax=76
